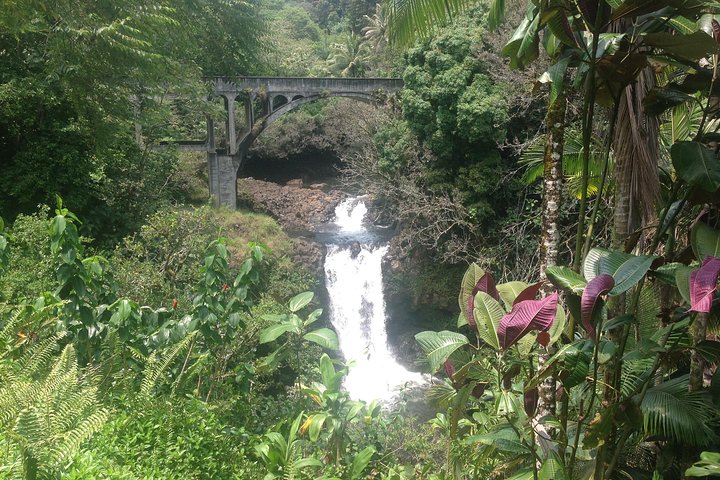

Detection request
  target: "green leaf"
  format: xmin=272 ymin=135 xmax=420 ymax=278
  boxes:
xmin=487 ymin=0 xmax=505 ymax=29
xmin=668 ymin=15 xmax=699 ymax=34
xmin=560 ymin=343 xmax=592 ymax=388
xmin=303 ymin=328 xmax=339 ymax=350
xmin=473 ymin=291 xmax=503 ymax=350
xmin=539 ymin=451 xmax=569 ymax=480
xmin=546 ymin=266 xmax=587 ymax=294
xmin=459 ymin=263 xmax=486 ymax=313
xmin=504 ymin=469 xmax=534 ymax=480
xmin=472 ymin=426 xmax=528 ymax=455
xmin=543 ymin=9 xmax=577 ymax=48
xmin=495 ymin=390 xmax=522 ymax=416
xmin=497 ymin=281 xmax=529 ymax=310
xmin=259 ymin=323 xmax=297 ymax=344
xmin=256 ymin=349 xmax=284 ymax=371
xmin=349 ymin=446 xmax=376 ymax=480
xmin=289 ymin=291 xmax=314 ymax=312
xmin=686 ymin=451 xmax=720 ymax=477
xmin=415 ymin=331 xmax=469 ymax=372
xmin=546 ymin=53 xmax=571 ymax=106
xmin=503 ymin=7 xmax=540 ymax=69
xmin=584 ymin=247 xmax=612 ymax=281
xmin=458 ymin=312 xmax=468 ymax=328
xmin=292 ymin=457 xmax=324 ymax=470
xmin=675 ymin=265 xmax=693 ymax=304
xmin=644 ymin=30 xmax=720 ymax=61
xmin=644 ymin=87 xmax=695 ymax=116
xmin=597 ymin=340 xmax=617 ymax=364
xmin=304 ymin=308 xmax=323 ymax=326
xmin=672 ymin=141 xmax=720 ymax=192
xmin=691 ymin=222 xmax=720 ymax=261
xmin=517 ymin=332 xmax=538 ymax=356
xmin=517 ymin=10 xmax=540 ymax=65
xmin=610 ymin=255 xmax=658 ymax=295
xmin=653 ymin=262 xmax=683 ymax=285
xmin=261 ymin=314 xmax=286 ymax=323
xmin=345 ymin=401 xmax=365 ymax=421
xmin=639 ymin=375 xmax=717 ymax=447
xmin=319 ymin=353 xmax=341 ymax=391
xmin=307 ymin=413 xmax=328 ymax=441
xmin=549 ymin=306 xmax=566 ymax=345
xmin=526 ymin=341 xmax=582 ymax=390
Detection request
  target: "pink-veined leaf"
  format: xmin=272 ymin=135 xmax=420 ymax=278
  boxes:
xmin=690 ymin=256 xmax=720 ymax=313
xmin=466 ymin=272 xmax=500 ymax=327
xmin=581 ymin=274 xmax=614 ymax=341
xmin=497 ymin=293 xmax=559 ymax=349
xmin=513 ymin=282 xmax=543 ymax=305
xmin=444 ymin=359 xmax=456 ymax=378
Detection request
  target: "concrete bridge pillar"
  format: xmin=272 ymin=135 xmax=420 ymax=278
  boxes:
xmin=208 ymin=153 xmax=241 ymax=208
xmin=223 ymin=95 xmax=237 ymax=155
xmin=244 ymin=96 xmax=255 ymax=133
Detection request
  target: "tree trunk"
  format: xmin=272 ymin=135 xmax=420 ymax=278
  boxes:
xmin=539 ymin=90 xmax=566 ymax=284
xmin=537 ymin=85 xmax=567 ymax=459
xmin=689 ymin=312 xmax=709 ymax=392
xmin=612 ymin=66 xmax=660 ymax=252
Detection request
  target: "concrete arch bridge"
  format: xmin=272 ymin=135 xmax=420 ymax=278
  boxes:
xmin=174 ymin=76 xmax=403 ymax=208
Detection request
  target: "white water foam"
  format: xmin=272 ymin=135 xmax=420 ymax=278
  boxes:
xmin=324 ymin=198 xmax=424 ymax=402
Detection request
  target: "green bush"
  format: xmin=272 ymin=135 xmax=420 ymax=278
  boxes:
xmin=70 ymin=397 xmax=263 ymax=480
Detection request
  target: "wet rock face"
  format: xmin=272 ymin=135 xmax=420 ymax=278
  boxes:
xmin=290 ymin=238 xmax=325 ymax=275
xmin=349 ymin=241 xmax=361 ymax=258
xmin=237 ymin=177 xmax=342 ymax=277
xmin=238 ymin=177 xmax=343 ymax=232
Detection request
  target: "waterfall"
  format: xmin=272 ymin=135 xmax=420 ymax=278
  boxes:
xmin=324 ymin=197 xmax=423 ymax=402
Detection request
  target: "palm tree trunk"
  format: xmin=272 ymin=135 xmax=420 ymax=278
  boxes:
xmin=612 ymin=66 xmax=660 ymax=252
xmin=539 ymin=90 xmax=566 ymax=283
xmin=537 ymin=87 xmax=566 ymax=423
xmin=689 ymin=312 xmax=709 ymax=392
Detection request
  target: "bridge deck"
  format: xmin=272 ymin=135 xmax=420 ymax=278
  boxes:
xmin=212 ymin=76 xmax=403 ymax=95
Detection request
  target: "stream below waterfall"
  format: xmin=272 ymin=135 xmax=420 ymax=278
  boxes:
xmin=317 ymin=196 xmax=425 ymax=402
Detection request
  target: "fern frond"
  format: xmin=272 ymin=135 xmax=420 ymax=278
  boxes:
xmin=0 ymin=309 xmax=24 ymax=349
xmin=0 ymin=344 xmax=108 ymax=478
xmin=14 ymin=334 xmax=63 ymax=379
xmin=140 ymin=332 xmax=196 ymax=397
xmin=46 ymin=408 xmax=108 ymax=467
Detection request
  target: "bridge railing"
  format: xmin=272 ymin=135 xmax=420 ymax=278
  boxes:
xmin=211 ymin=76 xmax=403 ymax=95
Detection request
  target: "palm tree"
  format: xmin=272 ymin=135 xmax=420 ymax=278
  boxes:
xmin=362 ymin=3 xmax=389 ymax=49
xmin=326 ymin=33 xmax=371 ymax=77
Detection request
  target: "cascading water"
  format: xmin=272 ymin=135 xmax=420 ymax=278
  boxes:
xmin=323 ymin=196 xmax=423 ymax=402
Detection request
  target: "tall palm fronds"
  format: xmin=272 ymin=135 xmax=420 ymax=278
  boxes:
xmin=385 ymin=0 xmax=476 ymax=47
xmin=520 ymin=132 xmax=613 ymax=199
xmin=327 ymin=34 xmax=372 ymax=77
xmin=659 ymin=100 xmax=704 ymax=149
xmin=362 ymin=3 xmax=389 ymax=49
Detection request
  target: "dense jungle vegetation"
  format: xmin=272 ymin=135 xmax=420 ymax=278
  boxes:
xmin=1 ymin=0 xmax=720 ymax=478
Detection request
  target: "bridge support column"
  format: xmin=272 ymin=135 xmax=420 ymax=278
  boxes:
xmin=208 ymin=153 xmax=241 ymax=208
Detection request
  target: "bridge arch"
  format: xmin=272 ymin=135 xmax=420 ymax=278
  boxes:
xmin=200 ymin=76 xmax=402 ymax=208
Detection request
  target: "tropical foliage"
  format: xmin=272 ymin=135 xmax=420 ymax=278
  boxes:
xmin=2 ymin=0 xmax=720 ymax=478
